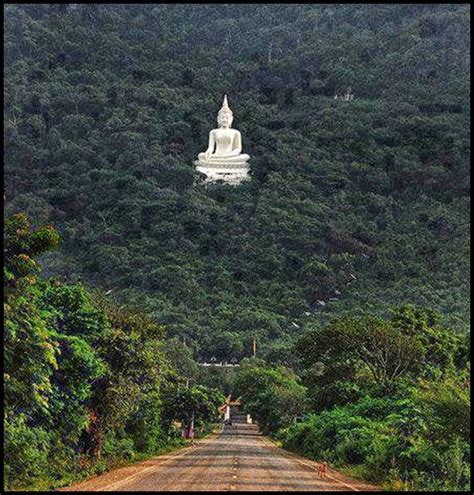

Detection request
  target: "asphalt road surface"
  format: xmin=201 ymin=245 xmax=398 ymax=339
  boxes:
xmin=61 ymin=422 xmax=378 ymax=492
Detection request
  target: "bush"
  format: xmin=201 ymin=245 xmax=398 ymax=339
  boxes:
xmin=125 ymin=391 xmax=166 ymax=454
xmin=102 ymin=435 xmax=136 ymax=461
xmin=4 ymin=415 xmax=51 ymax=489
xmin=279 ymin=393 xmax=470 ymax=490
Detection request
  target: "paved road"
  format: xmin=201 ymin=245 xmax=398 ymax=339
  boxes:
xmin=62 ymin=423 xmax=378 ymax=492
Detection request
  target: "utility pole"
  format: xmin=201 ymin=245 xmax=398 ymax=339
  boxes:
xmin=253 ymin=337 xmax=257 ymax=357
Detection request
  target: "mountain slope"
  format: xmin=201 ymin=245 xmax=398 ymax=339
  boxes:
xmin=4 ymin=4 xmax=470 ymax=359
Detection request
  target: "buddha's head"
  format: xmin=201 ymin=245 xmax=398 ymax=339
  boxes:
xmin=217 ymin=95 xmax=233 ymax=128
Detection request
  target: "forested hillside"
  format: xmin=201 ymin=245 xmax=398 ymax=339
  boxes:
xmin=4 ymin=4 xmax=470 ymax=361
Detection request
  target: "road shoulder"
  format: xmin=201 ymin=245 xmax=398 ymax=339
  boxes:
xmin=260 ymin=436 xmax=380 ymax=492
xmin=59 ymin=428 xmax=222 ymax=492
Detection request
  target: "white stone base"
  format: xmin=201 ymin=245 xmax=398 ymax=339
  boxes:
xmin=195 ymin=162 xmax=250 ymax=185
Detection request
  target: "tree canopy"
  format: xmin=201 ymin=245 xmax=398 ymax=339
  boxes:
xmin=3 ymin=5 xmax=470 ymax=491
xmin=4 ymin=4 xmax=470 ymax=361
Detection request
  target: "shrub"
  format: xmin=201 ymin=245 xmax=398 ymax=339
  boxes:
xmin=4 ymin=415 xmax=51 ymax=488
xmin=279 ymin=393 xmax=470 ymax=490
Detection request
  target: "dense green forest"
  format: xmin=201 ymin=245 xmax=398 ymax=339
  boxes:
xmin=4 ymin=4 xmax=470 ymax=361
xmin=4 ymin=213 xmax=470 ymax=490
xmin=3 ymin=3 xmax=470 ymax=492
xmin=235 ymin=309 xmax=470 ymax=490
xmin=4 ymin=213 xmax=224 ymax=489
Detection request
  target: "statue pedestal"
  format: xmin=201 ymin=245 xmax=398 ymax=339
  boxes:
xmin=195 ymin=161 xmax=250 ymax=185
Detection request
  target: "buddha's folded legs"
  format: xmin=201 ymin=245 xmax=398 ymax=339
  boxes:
xmin=223 ymin=153 xmax=250 ymax=162
xmin=198 ymin=153 xmax=250 ymax=163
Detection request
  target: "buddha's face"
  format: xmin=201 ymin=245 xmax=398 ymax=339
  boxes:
xmin=217 ymin=112 xmax=233 ymax=128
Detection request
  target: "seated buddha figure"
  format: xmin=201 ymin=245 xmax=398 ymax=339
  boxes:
xmin=197 ymin=95 xmax=250 ymax=166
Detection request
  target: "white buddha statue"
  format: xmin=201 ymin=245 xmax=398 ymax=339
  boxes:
xmin=195 ymin=96 xmax=250 ymax=184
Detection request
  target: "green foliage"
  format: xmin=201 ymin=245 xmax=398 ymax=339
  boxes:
xmin=275 ymin=308 xmax=470 ymax=490
xmin=234 ymin=358 xmax=307 ymax=433
xmin=390 ymin=304 xmax=461 ymax=372
xmin=3 ymin=214 xmax=221 ymax=490
xmin=4 ymin=213 xmax=60 ymax=291
xmin=278 ymin=388 xmax=470 ymax=490
xmin=3 ymin=4 xmax=470 ymax=362
xmin=3 ymin=4 xmax=470 ymax=491
xmin=4 ymin=214 xmax=59 ymax=419
xmin=163 ymin=337 xmax=199 ymax=381
xmin=4 ymin=414 xmax=52 ymax=489
xmin=414 ymin=368 xmax=470 ymax=443
xmin=124 ymin=391 xmax=165 ymax=454
xmin=161 ymin=383 xmax=225 ymax=431
xmin=295 ymin=306 xmax=465 ymax=410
